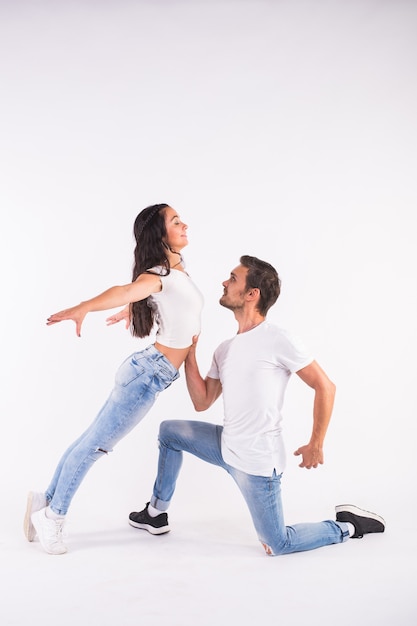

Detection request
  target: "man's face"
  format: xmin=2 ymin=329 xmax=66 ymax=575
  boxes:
xmin=219 ymin=264 xmax=249 ymax=311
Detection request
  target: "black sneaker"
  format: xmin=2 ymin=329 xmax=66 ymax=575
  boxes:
xmin=335 ymin=504 xmax=385 ymax=538
xmin=129 ymin=503 xmax=170 ymax=535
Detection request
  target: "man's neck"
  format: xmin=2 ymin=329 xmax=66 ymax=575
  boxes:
xmin=236 ymin=313 xmax=265 ymax=334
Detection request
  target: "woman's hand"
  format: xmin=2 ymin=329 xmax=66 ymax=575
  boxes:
xmin=47 ymin=303 xmax=88 ymax=337
xmin=106 ymin=305 xmax=131 ymax=329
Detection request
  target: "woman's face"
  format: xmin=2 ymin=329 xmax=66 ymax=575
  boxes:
xmin=164 ymin=206 xmax=188 ymax=251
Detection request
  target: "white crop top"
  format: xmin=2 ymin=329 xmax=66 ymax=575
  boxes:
xmin=147 ymin=266 xmax=204 ymax=349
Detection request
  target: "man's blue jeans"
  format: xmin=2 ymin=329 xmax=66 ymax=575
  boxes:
xmin=45 ymin=346 xmax=179 ymax=515
xmin=151 ymin=420 xmax=349 ymax=556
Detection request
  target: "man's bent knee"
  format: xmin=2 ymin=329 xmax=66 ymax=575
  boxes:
xmin=158 ymin=420 xmax=174 ymax=440
xmin=158 ymin=420 xmax=182 ymax=448
xmin=262 ymin=542 xmax=276 ymax=556
xmin=260 ymin=540 xmax=291 ymax=556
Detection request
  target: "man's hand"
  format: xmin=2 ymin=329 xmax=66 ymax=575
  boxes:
xmin=294 ymin=443 xmax=324 ymax=469
xmin=185 ymin=335 xmax=199 ymax=362
xmin=184 ymin=335 xmax=222 ymax=411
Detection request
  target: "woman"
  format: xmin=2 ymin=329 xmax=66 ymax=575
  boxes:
xmin=24 ymin=203 xmax=203 ymax=555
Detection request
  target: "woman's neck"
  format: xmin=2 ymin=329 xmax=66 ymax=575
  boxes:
xmin=168 ymin=251 xmax=183 ymax=269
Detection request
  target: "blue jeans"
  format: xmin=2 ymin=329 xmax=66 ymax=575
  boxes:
xmin=46 ymin=345 xmax=179 ymax=515
xmin=150 ymin=420 xmax=349 ymax=556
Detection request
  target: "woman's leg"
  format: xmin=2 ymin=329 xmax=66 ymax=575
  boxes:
xmin=47 ymin=348 xmax=178 ymax=515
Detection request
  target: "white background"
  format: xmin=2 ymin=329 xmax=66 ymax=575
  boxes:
xmin=1 ymin=1 xmax=416 ymax=624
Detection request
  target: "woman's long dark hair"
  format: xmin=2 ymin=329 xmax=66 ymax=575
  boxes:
xmin=130 ymin=203 xmax=171 ymax=337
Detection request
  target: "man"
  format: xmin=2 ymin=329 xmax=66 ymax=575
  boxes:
xmin=129 ymin=255 xmax=385 ymax=555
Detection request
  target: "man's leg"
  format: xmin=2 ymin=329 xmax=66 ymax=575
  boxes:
xmin=229 ymin=468 xmax=348 ymax=556
xmin=151 ymin=420 xmax=225 ymax=510
xmin=128 ymin=420 xmax=225 ymax=532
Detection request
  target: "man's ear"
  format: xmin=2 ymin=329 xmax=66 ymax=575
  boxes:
xmin=246 ymin=288 xmax=260 ymax=301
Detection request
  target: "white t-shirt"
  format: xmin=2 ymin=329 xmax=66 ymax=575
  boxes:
xmin=207 ymin=321 xmax=313 ymax=476
xmin=147 ymin=267 xmax=204 ymax=349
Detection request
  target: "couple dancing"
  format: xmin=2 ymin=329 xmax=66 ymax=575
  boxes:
xmin=24 ymin=203 xmax=385 ymax=555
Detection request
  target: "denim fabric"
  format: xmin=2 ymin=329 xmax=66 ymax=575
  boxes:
xmin=46 ymin=345 xmax=179 ymax=515
xmin=150 ymin=420 xmax=349 ymax=556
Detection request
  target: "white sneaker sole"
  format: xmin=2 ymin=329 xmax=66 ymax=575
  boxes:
xmin=24 ymin=492 xmax=46 ymax=542
xmin=128 ymin=520 xmax=170 ymax=535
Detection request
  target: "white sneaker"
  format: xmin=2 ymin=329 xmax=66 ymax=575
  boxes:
xmin=31 ymin=508 xmax=68 ymax=555
xmin=24 ymin=492 xmax=47 ymax=542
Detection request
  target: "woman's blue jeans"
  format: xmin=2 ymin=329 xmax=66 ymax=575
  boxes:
xmin=45 ymin=345 xmax=179 ymax=515
xmin=150 ymin=420 xmax=349 ymax=556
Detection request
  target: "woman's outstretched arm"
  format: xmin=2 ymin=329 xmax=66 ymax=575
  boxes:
xmin=47 ymin=273 xmax=161 ymax=337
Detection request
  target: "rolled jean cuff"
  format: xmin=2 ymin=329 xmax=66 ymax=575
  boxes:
xmin=335 ymin=521 xmax=350 ymax=542
xmin=150 ymin=495 xmax=170 ymax=512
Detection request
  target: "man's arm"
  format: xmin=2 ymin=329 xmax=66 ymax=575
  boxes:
xmin=293 ymin=360 xmax=336 ymax=469
xmin=184 ymin=336 xmax=222 ymax=411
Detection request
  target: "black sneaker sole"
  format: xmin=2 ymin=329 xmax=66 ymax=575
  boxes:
xmin=128 ymin=520 xmax=170 ymax=535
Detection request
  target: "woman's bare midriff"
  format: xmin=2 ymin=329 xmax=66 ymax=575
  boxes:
xmin=154 ymin=342 xmax=191 ymax=370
